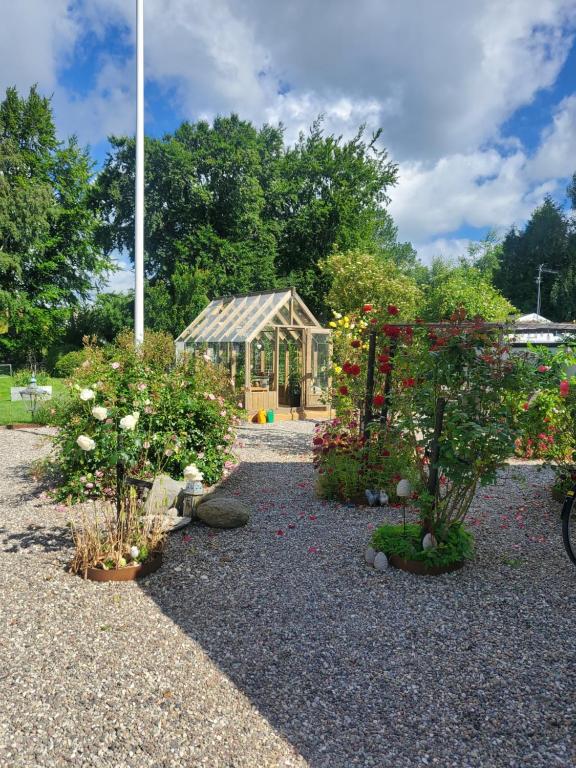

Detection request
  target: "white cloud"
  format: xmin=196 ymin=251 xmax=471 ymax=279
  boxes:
xmin=1 ymin=0 xmax=575 ymax=256
xmin=415 ymin=238 xmax=473 ymax=265
xmin=102 ymin=257 xmax=134 ymax=295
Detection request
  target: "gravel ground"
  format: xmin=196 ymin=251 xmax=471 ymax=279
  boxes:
xmin=1 ymin=423 xmax=576 ymax=768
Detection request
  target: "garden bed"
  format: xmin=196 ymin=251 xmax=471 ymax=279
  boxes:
xmin=2 ymin=424 xmax=576 ymax=767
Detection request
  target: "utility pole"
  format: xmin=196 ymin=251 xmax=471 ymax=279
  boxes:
xmin=535 ymin=264 xmax=559 ymax=316
xmin=134 ymin=0 xmax=145 ymax=345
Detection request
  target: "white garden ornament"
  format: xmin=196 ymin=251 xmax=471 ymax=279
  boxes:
xmin=184 ymin=464 xmax=204 ymax=483
xmin=76 ymin=435 xmax=96 ymax=451
xmin=396 ymin=479 xmax=412 ymax=498
xmin=91 ymin=406 xmax=108 ymax=421
xmin=79 ymin=388 xmax=96 ymax=401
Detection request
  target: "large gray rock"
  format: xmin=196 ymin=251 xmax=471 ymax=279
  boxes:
xmin=196 ymin=497 xmax=250 ymax=529
xmin=143 ymin=474 xmax=185 ymax=516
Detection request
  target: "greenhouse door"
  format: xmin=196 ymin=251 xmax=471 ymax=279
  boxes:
xmin=278 ymin=330 xmax=303 ymax=407
xmin=305 ymin=330 xmax=331 ymax=407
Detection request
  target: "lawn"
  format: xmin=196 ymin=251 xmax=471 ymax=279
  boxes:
xmin=0 ymin=375 xmax=67 ymax=425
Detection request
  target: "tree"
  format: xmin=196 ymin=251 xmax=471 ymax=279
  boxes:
xmin=274 ymin=121 xmax=398 ymax=316
xmin=495 ymin=196 xmax=572 ymax=319
xmin=424 ymin=261 xmax=516 ymax=321
xmin=321 ymin=249 xmax=423 ymax=318
xmin=94 ymin=115 xmax=400 ymax=322
xmin=0 ymin=86 xmax=109 ymax=364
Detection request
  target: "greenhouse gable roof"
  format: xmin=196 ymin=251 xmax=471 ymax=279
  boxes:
xmin=175 ymin=289 xmax=322 ymax=344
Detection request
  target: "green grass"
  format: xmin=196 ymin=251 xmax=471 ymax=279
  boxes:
xmin=0 ymin=375 xmax=67 ymax=425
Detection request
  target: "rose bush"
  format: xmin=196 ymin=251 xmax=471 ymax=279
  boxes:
xmin=48 ymin=331 xmax=239 ymax=502
xmin=316 ymin=304 xmax=535 ymax=566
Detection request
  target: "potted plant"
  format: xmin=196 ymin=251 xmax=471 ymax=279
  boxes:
xmin=70 ymin=490 xmax=166 ymax=581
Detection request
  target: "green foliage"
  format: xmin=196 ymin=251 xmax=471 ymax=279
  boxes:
xmin=423 ymin=262 xmax=516 ymax=321
xmin=494 ymin=196 xmax=576 ymax=320
xmin=321 ymin=250 xmax=423 ymax=317
xmin=53 ymin=349 xmax=89 ymax=378
xmin=47 ymin=332 xmax=239 ymax=502
xmin=93 ymin=116 xmax=399 ymax=324
xmin=0 ymin=86 xmax=110 ymax=364
xmin=371 ymin=522 xmax=474 ymax=566
xmin=313 ymin=418 xmax=419 ymax=503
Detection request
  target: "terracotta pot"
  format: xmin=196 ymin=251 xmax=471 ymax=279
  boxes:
xmin=80 ymin=552 xmax=163 ymax=582
xmin=388 ymin=553 xmax=465 ymax=576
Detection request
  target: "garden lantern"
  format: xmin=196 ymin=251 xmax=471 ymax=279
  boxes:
xmin=19 ymin=375 xmax=49 ymax=418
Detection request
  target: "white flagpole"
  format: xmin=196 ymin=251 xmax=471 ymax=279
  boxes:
xmin=134 ymin=0 xmax=145 ymax=345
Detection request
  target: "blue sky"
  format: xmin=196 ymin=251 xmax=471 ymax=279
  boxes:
xmin=2 ymin=0 xmax=576 ymax=284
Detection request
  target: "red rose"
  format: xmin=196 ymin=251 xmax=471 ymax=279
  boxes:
xmin=338 ymin=385 xmax=349 ymax=396
xmin=522 ymin=402 xmax=530 ymax=410
xmin=377 ymin=354 xmax=390 ymax=363
xmin=382 ymin=324 xmax=401 ymax=338
xmin=362 ymin=304 xmax=373 ymax=313
xmin=373 ymin=394 xmax=385 ymax=407
xmin=342 ymin=361 xmax=352 ymax=373
xmin=351 ymin=339 xmax=361 ymax=348
xmin=537 ymin=365 xmax=551 ymax=372
xmin=382 ymin=449 xmax=390 ymax=457
xmin=313 ymin=437 xmax=324 ymax=445
xmin=379 ymin=363 xmax=392 ymax=374
xmin=402 ymin=377 xmax=415 ymax=388
xmin=560 ymin=380 xmax=570 ymax=397
xmin=387 ymin=305 xmax=399 ymax=315
xmin=349 ymin=364 xmax=361 ymax=377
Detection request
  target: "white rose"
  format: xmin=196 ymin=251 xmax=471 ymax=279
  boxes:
xmin=130 ymin=546 xmax=139 ymax=559
xmin=79 ymin=388 xmax=95 ymax=401
xmin=132 ymin=411 xmax=140 ymax=422
xmin=119 ymin=414 xmax=137 ymax=431
xmin=76 ymin=435 xmax=96 ymax=451
xmin=183 ymin=464 xmax=204 ymax=482
xmin=396 ymin=479 xmax=412 ymax=498
xmin=91 ymin=406 xmax=108 ymax=421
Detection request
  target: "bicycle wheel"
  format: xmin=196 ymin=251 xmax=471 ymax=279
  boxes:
xmin=561 ymin=487 xmax=576 ymax=566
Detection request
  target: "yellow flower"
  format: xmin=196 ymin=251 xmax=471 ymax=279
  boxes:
xmin=329 ymin=321 xmax=337 ymax=328
xmin=333 ymin=365 xmax=342 ymax=374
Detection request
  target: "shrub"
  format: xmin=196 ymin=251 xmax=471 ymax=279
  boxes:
xmin=53 ymin=349 xmax=88 ymax=378
xmin=47 ymin=333 xmax=239 ymax=502
xmin=372 ymin=522 xmax=474 ymax=567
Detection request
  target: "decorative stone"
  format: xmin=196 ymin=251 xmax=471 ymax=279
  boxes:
xmin=365 ymin=545 xmax=376 ymax=565
xmin=143 ymin=474 xmax=186 ymax=516
xmin=365 ymin=489 xmax=377 ymax=506
xmin=422 ymin=532 xmax=437 ymax=550
xmin=373 ymin=552 xmax=389 ymax=571
xmin=196 ymin=497 xmax=250 ymax=529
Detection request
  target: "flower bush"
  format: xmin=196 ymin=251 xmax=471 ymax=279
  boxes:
xmin=316 ymin=304 xmax=532 ymax=566
xmin=48 ymin=331 xmax=239 ymax=502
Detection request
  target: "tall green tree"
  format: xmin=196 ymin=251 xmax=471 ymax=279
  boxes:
xmin=94 ymin=115 xmax=399 ymax=327
xmin=0 ymin=86 xmax=109 ymax=363
xmin=495 ymin=196 xmax=573 ymax=319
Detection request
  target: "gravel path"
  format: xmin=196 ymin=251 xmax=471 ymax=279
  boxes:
xmin=1 ymin=423 xmax=576 ymax=768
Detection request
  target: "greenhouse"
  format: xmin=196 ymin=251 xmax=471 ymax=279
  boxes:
xmin=175 ymin=289 xmax=331 ymax=413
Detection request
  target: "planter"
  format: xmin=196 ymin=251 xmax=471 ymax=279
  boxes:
xmin=80 ymin=551 xmax=163 ymax=582
xmin=388 ymin=553 xmax=465 ymax=576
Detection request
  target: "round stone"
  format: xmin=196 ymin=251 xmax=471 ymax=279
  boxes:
xmin=365 ymin=545 xmax=376 ymax=565
xmin=374 ymin=552 xmax=389 ymax=571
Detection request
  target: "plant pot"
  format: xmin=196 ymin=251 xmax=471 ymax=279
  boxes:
xmin=80 ymin=551 xmax=163 ymax=582
xmin=388 ymin=553 xmax=465 ymax=576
